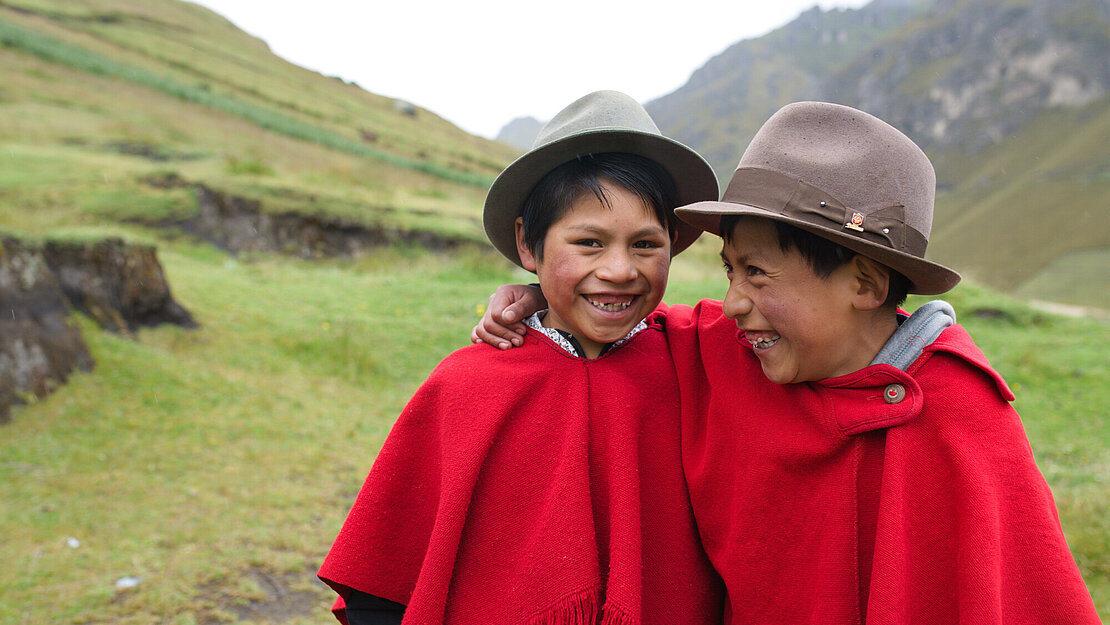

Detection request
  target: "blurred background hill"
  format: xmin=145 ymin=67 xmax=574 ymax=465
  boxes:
xmin=1 ymin=0 xmax=1107 ymax=622
xmin=0 ymin=0 xmax=519 ymax=247
xmin=2 ymin=0 xmax=1108 ymax=309
xmin=644 ymin=0 xmax=1110 ymax=310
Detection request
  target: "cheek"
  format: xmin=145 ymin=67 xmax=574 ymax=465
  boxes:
xmin=541 ymin=254 xmax=581 ymax=283
xmin=643 ymin=255 xmax=670 ymax=286
xmin=534 ymin=254 xmax=585 ymax=300
xmin=760 ymin=290 xmax=811 ymax=321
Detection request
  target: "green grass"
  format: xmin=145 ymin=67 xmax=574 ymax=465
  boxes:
xmin=1013 ymin=246 xmax=1110 ymax=310
xmin=0 ymin=242 xmax=532 ymax=625
xmin=0 ymin=0 xmax=1105 ymax=620
xmin=0 ymin=18 xmax=492 ymax=188
xmin=0 ymin=141 xmax=490 ymax=247
xmin=0 ymin=235 xmax=1106 ymax=623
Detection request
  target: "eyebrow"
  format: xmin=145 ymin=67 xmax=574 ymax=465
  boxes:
xmin=720 ymin=248 xmax=742 ymax=263
xmin=566 ymin=224 xmax=668 ymax=239
xmin=720 ymin=247 xmax=756 ymax=265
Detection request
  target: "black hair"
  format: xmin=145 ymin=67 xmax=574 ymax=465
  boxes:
xmin=519 ymin=152 xmax=679 ymax=261
xmin=720 ymin=214 xmax=910 ymax=309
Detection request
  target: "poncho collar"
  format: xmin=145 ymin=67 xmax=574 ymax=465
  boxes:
xmin=524 ymin=311 xmax=647 ymax=358
xmin=871 ymin=300 xmax=956 ymax=371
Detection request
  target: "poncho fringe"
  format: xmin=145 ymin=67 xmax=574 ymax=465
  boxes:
xmin=519 ymin=586 xmax=637 ymax=625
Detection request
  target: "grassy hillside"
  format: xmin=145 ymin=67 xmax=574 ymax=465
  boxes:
xmin=0 ymin=0 xmax=519 ymax=244
xmin=0 ymin=227 xmax=1107 ymax=623
xmin=0 ymin=0 xmax=1106 ymax=623
xmin=929 ymin=97 xmax=1110 ymax=309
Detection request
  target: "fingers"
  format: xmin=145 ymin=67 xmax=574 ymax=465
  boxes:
xmin=472 ymin=297 xmax=526 ymax=349
xmin=472 ymin=318 xmax=526 ymax=349
xmin=502 ymin=301 xmax=529 ymax=324
xmin=488 ymin=291 xmax=508 ymax=322
xmin=471 ymin=284 xmax=542 ymax=349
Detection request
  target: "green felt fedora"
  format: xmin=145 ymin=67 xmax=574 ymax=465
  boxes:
xmin=483 ymin=90 xmax=719 ymax=267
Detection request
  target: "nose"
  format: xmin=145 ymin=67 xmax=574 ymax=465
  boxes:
xmin=595 ymin=248 xmax=638 ymax=283
xmin=722 ymin=280 xmax=753 ymax=319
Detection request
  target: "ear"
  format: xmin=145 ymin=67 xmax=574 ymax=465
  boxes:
xmin=849 ymin=255 xmax=891 ymax=311
xmin=515 ymin=217 xmax=538 ymax=272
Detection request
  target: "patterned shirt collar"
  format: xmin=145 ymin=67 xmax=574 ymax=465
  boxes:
xmin=524 ymin=311 xmax=647 ymax=358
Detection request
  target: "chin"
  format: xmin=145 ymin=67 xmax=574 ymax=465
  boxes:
xmin=588 ymin=323 xmax=637 ymax=343
xmin=759 ymin=364 xmax=794 ymax=385
xmin=588 ymin=331 xmax=628 ymax=346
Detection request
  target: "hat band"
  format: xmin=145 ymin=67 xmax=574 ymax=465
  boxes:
xmin=722 ymin=167 xmax=928 ymax=257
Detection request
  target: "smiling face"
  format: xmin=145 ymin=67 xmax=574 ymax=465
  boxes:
xmin=516 ymin=180 xmax=671 ymax=358
xmin=719 ymin=217 xmax=885 ymax=384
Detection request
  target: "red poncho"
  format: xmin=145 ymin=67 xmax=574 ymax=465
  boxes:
xmin=661 ymin=300 xmax=1100 ymax=624
xmin=319 ymin=321 xmax=723 ymax=625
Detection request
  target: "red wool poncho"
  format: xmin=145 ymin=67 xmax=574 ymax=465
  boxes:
xmin=319 ymin=321 xmax=723 ymax=625
xmin=659 ymin=300 xmax=1100 ymax=625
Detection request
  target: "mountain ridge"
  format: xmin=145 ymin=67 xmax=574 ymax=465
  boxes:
xmin=649 ymin=0 xmax=1110 ymax=308
xmin=2 ymin=0 xmax=1107 ymax=309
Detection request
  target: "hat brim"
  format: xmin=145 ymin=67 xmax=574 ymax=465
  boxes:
xmin=676 ymin=200 xmax=962 ymax=295
xmin=484 ymin=128 xmax=719 ymax=268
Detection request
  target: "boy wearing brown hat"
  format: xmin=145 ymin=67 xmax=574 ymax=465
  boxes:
xmin=475 ymin=102 xmax=1100 ymax=623
xmin=318 ymin=91 xmax=723 ymax=625
xmin=668 ymin=101 xmax=1099 ymax=624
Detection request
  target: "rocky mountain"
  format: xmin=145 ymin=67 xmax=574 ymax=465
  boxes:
xmin=646 ymin=0 xmax=1110 ymax=309
xmin=494 ymin=0 xmax=1110 ymax=307
xmin=496 ymin=116 xmax=543 ymax=151
xmin=647 ymin=0 xmax=1110 ymax=172
xmin=830 ymin=0 xmax=1110 ymax=153
xmin=646 ymin=0 xmax=926 ymax=174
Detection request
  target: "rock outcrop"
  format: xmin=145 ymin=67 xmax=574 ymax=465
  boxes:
xmin=42 ymin=238 xmax=196 ymax=335
xmin=0 ymin=237 xmax=93 ymax=422
xmin=495 ymin=116 xmax=543 ymax=151
xmin=143 ymin=174 xmax=469 ymax=258
xmin=0 ymin=236 xmax=195 ymax=421
xmin=188 ymin=186 xmax=467 ymax=258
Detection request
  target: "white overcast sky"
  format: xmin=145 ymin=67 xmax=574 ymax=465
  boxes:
xmin=188 ymin=0 xmax=871 ymax=139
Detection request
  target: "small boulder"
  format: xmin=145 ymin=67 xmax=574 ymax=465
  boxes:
xmin=42 ymin=238 xmax=197 ymax=335
xmin=0 ymin=237 xmax=94 ymax=422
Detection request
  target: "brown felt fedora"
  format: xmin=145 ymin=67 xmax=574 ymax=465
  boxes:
xmin=675 ymin=101 xmax=961 ymax=295
xmin=484 ymin=90 xmax=719 ymax=267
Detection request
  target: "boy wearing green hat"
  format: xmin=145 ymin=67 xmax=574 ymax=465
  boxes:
xmin=319 ymin=91 xmax=723 ymax=625
xmin=475 ymin=101 xmax=1100 ymax=623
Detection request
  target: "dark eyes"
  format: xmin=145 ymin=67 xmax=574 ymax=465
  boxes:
xmin=722 ymin=262 xmax=765 ymax=277
xmin=574 ymin=239 xmax=662 ymax=249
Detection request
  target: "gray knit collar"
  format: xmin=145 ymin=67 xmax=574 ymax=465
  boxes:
xmin=871 ymin=300 xmax=956 ymax=371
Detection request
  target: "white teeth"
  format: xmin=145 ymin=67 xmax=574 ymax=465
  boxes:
xmin=589 ymin=299 xmax=632 ymax=311
xmin=749 ymin=336 xmax=780 ymax=349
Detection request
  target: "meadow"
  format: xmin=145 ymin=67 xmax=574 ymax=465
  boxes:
xmin=1 ymin=1 xmax=1105 ymax=621
xmin=0 ymin=222 xmax=1107 ymax=623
